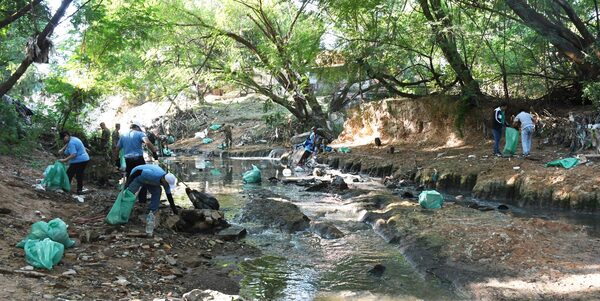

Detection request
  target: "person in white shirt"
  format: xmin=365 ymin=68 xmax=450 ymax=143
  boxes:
xmin=513 ymin=109 xmax=536 ymax=157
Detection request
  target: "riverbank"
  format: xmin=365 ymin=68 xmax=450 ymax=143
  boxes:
xmin=0 ymin=153 xmax=258 ymax=300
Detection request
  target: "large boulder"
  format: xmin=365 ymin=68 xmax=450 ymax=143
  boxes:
xmin=239 ymin=198 xmax=310 ymax=232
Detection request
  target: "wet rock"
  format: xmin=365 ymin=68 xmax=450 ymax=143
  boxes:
xmin=186 ymin=188 xmax=220 ymax=210
xmin=368 ymin=264 xmax=386 ymax=277
xmin=400 ymin=190 xmax=414 ymax=199
xmin=497 ymin=204 xmax=509 ymax=210
xmin=332 ymin=176 xmax=348 ymax=190
xmin=313 ymin=168 xmax=325 ymax=177
xmin=305 ymin=181 xmax=329 ymax=192
xmin=183 ymin=289 xmax=241 ymax=301
xmin=215 ymin=225 xmax=247 ymax=241
xmin=310 ymin=222 xmax=344 ymax=239
xmin=239 ymin=198 xmax=310 ymax=232
xmin=176 ymin=209 xmax=228 ymax=233
xmin=267 ymin=177 xmax=279 ymax=183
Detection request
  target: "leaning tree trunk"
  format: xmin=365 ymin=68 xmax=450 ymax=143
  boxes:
xmin=0 ymin=0 xmax=73 ymax=98
xmin=419 ymin=0 xmax=482 ymax=102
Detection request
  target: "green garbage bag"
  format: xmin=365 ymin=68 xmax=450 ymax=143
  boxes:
xmin=210 ymin=168 xmax=222 ymax=176
xmin=209 ymin=124 xmax=222 ymax=131
xmin=105 ymin=189 xmax=137 ymax=225
xmin=24 ymin=238 xmax=64 ymax=270
xmin=202 ymin=138 xmax=213 ymax=144
xmin=119 ymin=149 xmax=126 ymax=171
xmin=167 ymin=135 xmax=176 ymax=144
xmin=242 ymin=165 xmax=261 ymax=184
xmin=545 ymin=157 xmax=579 ymax=169
xmin=162 ymin=148 xmax=173 ymax=157
xmin=47 ymin=218 xmax=75 ymax=248
xmin=339 ymin=147 xmax=351 ymax=153
xmin=418 ymin=190 xmax=444 ymax=209
xmin=41 ymin=161 xmax=71 ymax=192
xmin=503 ymin=127 xmax=519 ymax=156
xmin=16 ymin=221 xmax=49 ymax=248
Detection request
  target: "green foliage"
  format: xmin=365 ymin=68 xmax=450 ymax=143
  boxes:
xmin=583 ymin=81 xmax=600 ymax=111
xmin=0 ymin=101 xmax=22 ymax=154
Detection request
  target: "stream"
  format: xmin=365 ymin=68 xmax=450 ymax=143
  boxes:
xmin=163 ymin=156 xmax=459 ymax=301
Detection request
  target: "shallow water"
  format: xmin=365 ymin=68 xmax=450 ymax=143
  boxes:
xmin=164 ymin=156 xmax=458 ymax=301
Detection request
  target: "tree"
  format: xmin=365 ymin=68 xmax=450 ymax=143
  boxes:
xmin=0 ymin=0 xmax=74 ymax=98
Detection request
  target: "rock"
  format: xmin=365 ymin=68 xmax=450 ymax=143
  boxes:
xmin=160 ymin=215 xmax=180 ymax=230
xmin=332 ymin=176 xmax=348 ymax=190
xmin=385 ymin=183 xmax=398 ymax=189
xmin=177 ymin=209 xmax=229 ymax=233
xmin=160 ymin=275 xmax=177 ymax=281
xmin=368 ymin=264 xmax=386 ymax=277
xmin=310 ymin=222 xmax=344 ymax=239
xmin=497 ymin=204 xmax=509 ymax=210
xmin=183 ymin=289 xmax=241 ymax=301
xmin=455 ymin=195 xmax=465 ymax=201
xmin=313 ymin=168 xmax=325 ymax=177
xmin=165 ymin=255 xmax=177 ymax=266
xmin=239 ymin=197 xmax=310 ymax=232
xmin=43 ymin=294 xmax=54 ymax=299
xmin=114 ymin=277 xmax=130 ymax=286
xmin=215 ymin=226 xmax=247 ymax=241
xmin=400 ymin=191 xmax=414 ymax=199
xmin=0 ymin=207 xmax=12 ymax=214
xmin=186 ymin=188 xmax=220 ymax=210
xmin=21 ymin=265 xmax=34 ymax=271
xmin=62 ymin=269 xmax=77 ymax=276
xmin=305 ymin=181 xmax=329 ymax=192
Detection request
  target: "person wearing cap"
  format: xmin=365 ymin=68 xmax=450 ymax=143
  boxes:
xmin=58 ymin=131 xmax=90 ymax=195
xmin=115 ymin=121 xmax=159 ymax=177
xmin=124 ymin=164 xmax=178 ymax=217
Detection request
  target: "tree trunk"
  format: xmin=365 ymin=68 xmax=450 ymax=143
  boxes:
xmin=0 ymin=0 xmax=73 ymax=98
xmin=419 ymin=0 xmax=482 ymax=101
xmin=504 ymin=0 xmax=597 ymax=73
xmin=0 ymin=0 xmax=44 ymax=30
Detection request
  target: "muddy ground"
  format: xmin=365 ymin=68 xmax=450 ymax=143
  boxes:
xmin=0 ymin=153 xmax=258 ymax=301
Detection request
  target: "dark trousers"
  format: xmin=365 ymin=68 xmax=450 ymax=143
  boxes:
xmin=67 ymin=161 xmax=88 ymax=193
xmin=492 ymin=127 xmax=502 ymax=154
xmin=125 ymin=156 xmax=147 ymax=202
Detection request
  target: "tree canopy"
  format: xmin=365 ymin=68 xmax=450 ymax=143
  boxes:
xmin=2 ymin=0 xmax=600 ymax=129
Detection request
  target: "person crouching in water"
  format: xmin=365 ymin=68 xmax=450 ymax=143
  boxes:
xmin=297 ymin=127 xmax=319 ymax=166
xmin=58 ymin=131 xmax=90 ymax=195
xmin=124 ymin=164 xmax=178 ymax=235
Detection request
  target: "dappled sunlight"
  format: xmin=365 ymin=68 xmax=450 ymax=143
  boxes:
xmin=472 ymin=272 xmax=600 ymax=297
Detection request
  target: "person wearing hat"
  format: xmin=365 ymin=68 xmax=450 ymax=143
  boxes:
xmin=124 ymin=164 xmax=178 ymax=232
xmin=58 ymin=131 xmax=90 ymax=195
xmin=115 ymin=120 xmax=159 ymax=177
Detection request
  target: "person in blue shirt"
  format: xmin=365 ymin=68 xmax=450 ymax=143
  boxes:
xmin=58 ymin=131 xmax=90 ymax=195
xmin=115 ymin=121 xmax=158 ymax=177
xmin=297 ymin=126 xmax=319 ymax=166
xmin=124 ymin=164 xmax=178 ymax=232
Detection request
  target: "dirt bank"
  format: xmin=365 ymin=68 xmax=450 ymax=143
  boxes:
xmin=0 ymin=153 xmax=259 ymax=300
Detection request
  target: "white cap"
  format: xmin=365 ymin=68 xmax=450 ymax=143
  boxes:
xmin=131 ymin=120 xmax=143 ymax=129
xmin=164 ymin=173 xmax=177 ymax=192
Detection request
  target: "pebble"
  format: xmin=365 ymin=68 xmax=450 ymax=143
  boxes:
xmin=43 ymin=294 xmax=54 ymax=299
xmin=114 ymin=277 xmax=130 ymax=286
xmin=165 ymin=255 xmax=177 ymax=266
xmin=21 ymin=265 xmax=34 ymax=271
xmin=62 ymin=269 xmax=77 ymax=276
xmin=160 ymin=275 xmax=177 ymax=281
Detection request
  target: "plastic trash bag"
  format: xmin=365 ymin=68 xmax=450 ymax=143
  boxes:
xmin=47 ymin=218 xmax=75 ymax=248
xmin=503 ymin=127 xmax=519 ymax=155
xmin=202 ymin=138 xmax=213 ymax=144
xmin=24 ymin=238 xmax=64 ymax=270
xmin=210 ymin=169 xmax=222 ymax=176
xmin=418 ymin=190 xmax=444 ymax=209
xmin=209 ymin=124 xmax=222 ymax=131
xmin=545 ymin=157 xmax=579 ymax=169
xmin=105 ymin=189 xmax=137 ymax=225
xmin=167 ymin=135 xmax=176 ymax=144
xmin=242 ymin=165 xmax=261 ymax=183
xmin=339 ymin=147 xmax=351 ymax=153
xmin=162 ymin=148 xmax=173 ymax=157
xmin=41 ymin=161 xmax=70 ymax=192
xmin=119 ymin=149 xmax=126 ymax=171
xmin=16 ymin=221 xmax=49 ymax=248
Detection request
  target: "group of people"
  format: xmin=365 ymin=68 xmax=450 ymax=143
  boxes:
xmin=492 ymin=102 xmax=537 ymax=157
xmin=58 ymin=121 xmax=178 ymax=234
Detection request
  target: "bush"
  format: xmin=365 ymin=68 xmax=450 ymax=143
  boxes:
xmin=583 ymin=81 xmax=600 ymax=111
xmin=0 ymin=101 xmax=26 ymax=154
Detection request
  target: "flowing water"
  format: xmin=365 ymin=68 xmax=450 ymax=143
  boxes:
xmin=164 ymin=156 xmax=458 ymax=301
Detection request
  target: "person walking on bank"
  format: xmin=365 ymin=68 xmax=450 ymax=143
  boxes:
xmin=115 ymin=121 xmax=159 ymax=177
xmin=58 ymin=131 xmax=90 ymax=195
xmin=222 ymin=123 xmax=233 ymax=149
xmin=112 ymin=123 xmax=121 ymax=168
xmin=99 ymin=122 xmax=111 ymax=157
xmin=492 ymin=102 xmax=509 ymax=156
xmin=124 ymin=164 xmax=178 ymax=235
xmin=513 ymin=109 xmax=536 ymax=157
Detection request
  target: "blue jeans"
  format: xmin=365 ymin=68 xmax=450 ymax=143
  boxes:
xmin=521 ymin=126 xmax=534 ymax=155
xmin=127 ymin=178 xmax=162 ymax=212
xmin=492 ymin=127 xmax=502 ymax=154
